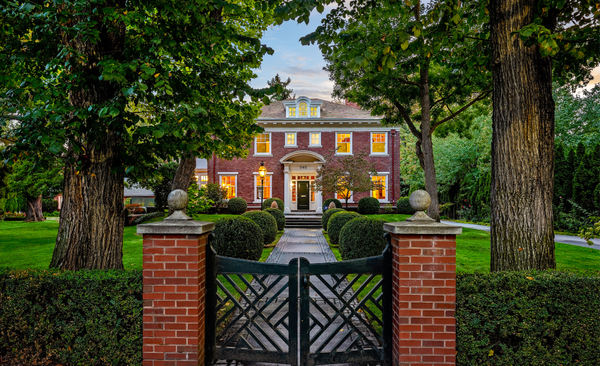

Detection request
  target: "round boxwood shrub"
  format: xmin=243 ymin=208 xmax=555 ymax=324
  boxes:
xmin=227 ymin=197 xmax=247 ymax=215
xmin=265 ymin=208 xmax=286 ymax=231
xmin=212 ymin=216 xmax=263 ymax=261
xmin=242 ymin=211 xmax=278 ymax=245
xmin=397 ymin=197 xmax=415 ymax=214
xmin=324 ymin=198 xmax=342 ymax=209
xmin=328 ymin=211 xmax=361 ymax=245
xmin=358 ymin=197 xmax=381 ymax=214
xmin=262 ymin=197 xmax=284 ymax=212
xmin=339 ymin=216 xmax=387 ymax=260
xmin=322 ymin=208 xmax=344 ymax=231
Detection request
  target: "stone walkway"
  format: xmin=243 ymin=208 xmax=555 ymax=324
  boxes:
xmin=215 ymin=229 xmax=380 ymax=366
xmin=442 ymin=221 xmax=600 ymax=250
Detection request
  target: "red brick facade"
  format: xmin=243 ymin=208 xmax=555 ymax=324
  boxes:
xmin=142 ymin=232 xmax=209 ymax=366
xmin=208 ymin=129 xmax=401 ymax=209
xmin=390 ymin=233 xmax=457 ymax=365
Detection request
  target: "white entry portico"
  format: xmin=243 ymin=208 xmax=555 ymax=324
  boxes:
xmin=280 ymin=150 xmax=324 ymax=214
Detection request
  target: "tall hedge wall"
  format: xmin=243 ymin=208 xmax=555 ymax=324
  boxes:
xmin=456 ymin=271 xmax=600 ymax=365
xmin=0 ymin=269 xmax=143 ymax=365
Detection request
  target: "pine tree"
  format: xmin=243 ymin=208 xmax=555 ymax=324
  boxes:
xmin=553 ymin=143 xmax=568 ymax=207
xmin=573 ymin=151 xmax=597 ymax=211
xmin=576 ymin=142 xmax=586 ymax=162
xmin=267 ymin=74 xmax=295 ymax=101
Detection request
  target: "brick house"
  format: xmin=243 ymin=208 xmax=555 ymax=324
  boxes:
xmin=207 ymin=96 xmax=401 ymax=213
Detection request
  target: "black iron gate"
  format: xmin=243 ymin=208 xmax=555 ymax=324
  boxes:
xmin=206 ymin=236 xmax=392 ymax=366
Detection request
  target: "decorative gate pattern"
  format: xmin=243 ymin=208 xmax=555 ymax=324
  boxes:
xmin=206 ymin=239 xmax=391 ymax=366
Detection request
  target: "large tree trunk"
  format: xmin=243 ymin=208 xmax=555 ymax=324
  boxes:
xmin=50 ymin=0 xmax=126 ymax=270
xmin=51 ymin=136 xmax=125 ymax=269
xmin=417 ymin=62 xmax=441 ymax=221
xmin=24 ymin=194 xmax=45 ymax=222
xmin=489 ymin=0 xmax=556 ymax=271
xmin=169 ymin=152 xmax=196 ymax=215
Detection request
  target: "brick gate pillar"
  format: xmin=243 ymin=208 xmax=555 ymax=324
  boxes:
xmin=384 ymin=190 xmax=462 ymax=366
xmin=138 ymin=190 xmax=215 ymax=366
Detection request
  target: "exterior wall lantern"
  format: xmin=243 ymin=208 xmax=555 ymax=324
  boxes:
xmin=258 ymin=161 xmax=266 ymax=210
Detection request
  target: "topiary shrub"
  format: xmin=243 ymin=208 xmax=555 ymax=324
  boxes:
xmin=212 ymin=216 xmax=263 ymax=260
xmin=396 ymin=197 xmax=415 ymax=214
xmin=322 ymin=208 xmax=344 ymax=231
xmin=324 ymin=198 xmax=342 ymax=209
xmin=227 ymin=197 xmax=247 ymax=215
xmin=242 ymin=211 xmax=278 ymax=245
xmin=42 ymin=198 xmax=59 ymax=213
xmin=263 ymin=197 xmax=284 ymax=212
xmin=265 ymin=208 xmax=286 ymax=231
xmin=358 ymin=197 xmax=381 ymax=214
xmin=339 ymin=216 xmax=387 ymax=260
xmin=328 ymin=211 xmax=361 ymax=245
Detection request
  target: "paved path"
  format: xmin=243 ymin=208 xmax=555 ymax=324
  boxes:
xmin=441 ymin=221 xmax=600 ymax=250
xmin=216 ymin=229 xmax=379 ymax=366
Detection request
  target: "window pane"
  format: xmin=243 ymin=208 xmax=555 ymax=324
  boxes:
xmin=372 ymin=133 xmax=386 ymax=153
xmin=287 ymin=133 xmax=295 ymax=145
xmin=256 ymin=133 xmax=270 ymax=153
xmin=221 ymin=176 xmax=236 ymax=199
xmin=256 ymin=175 xmax=271 ymax=199
xmin=337 ymin=189 xmax=349 ymax=200
xmin=291 ymin=181 xmax=296 ymax=202
xmin=372 ymin=176 xmax=386 ymax=200
xmin=310 ymin=107 xmax=318 ymax=116
xmin=289 ymin=107 xmax=296 ymax=116
xmin=310 ymin=133 xmax=320 ymax=145
xmin=336 ymin=133 xmax=351 ymax=153
xmin=299 ymin=102 xmax=307 ymax=116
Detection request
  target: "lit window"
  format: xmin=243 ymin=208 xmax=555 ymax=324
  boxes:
xmin=256 ymin=133 xmax=270 ymax=154
xmin=336 ymin=133 xmax=351 ymax=153
xmin=286 ymin=133 xmax=296 ymax=146
xmin=291 ymin=181 xmax=296 ymax=202
xmin=310 ymin=133 xmax=320 ymax=146
xmin=299 ymin=102 xmax=308 ymax=117
xmin=198 ymin=175 xmax=208 ymax=187
xmin=372 ymin=176 xmax=386 ymax=200
xmin=256 ymin=175 xmax=271 ymax=200
xmin=289 ymin=107 xmax=296 ymax=116
xmin=372 ymin=133 xmax=387 ymax=154
xmin=310 ymin=107 xmax=318 ymax=116
xmin=337 ymin=188 xmax=350 ymax=200
xmin=221 ymin=176 xmax=236 ymax=199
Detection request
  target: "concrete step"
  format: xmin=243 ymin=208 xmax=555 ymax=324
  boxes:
xmin=285 ymin=216 xmax=322 ymax=229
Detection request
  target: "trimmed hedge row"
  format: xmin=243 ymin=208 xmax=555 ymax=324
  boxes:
xmin=212 ymin=216 xmax=263 ymax=260
xmin=328 ymin=211 xmax=361 ymax=244
xmin=1 ymin=270 xmax=598 ymax=365
xmin=357 ymin=197 xmax=380 ymax=214
xmin=242 ymin=211 xmax=278 ymax=245
xmin=456 ymin=271 xmax=600 ymax=365
xmin=265 ymin=208 xmax=286 ymax=231
xmin=0 ymin=269 xmax=142 ymax=365
xmin=227 ymin=197 xmax=247 ymax=215
xmin=262 ymin=197 xmax=284 ymax=212
xmin=339 ymin=216 xmax=387 ymax=260
xmin=321 ymin=208 xmax=344 ymax=231
xmin=324 ymin=198 xmax=342 ymax=209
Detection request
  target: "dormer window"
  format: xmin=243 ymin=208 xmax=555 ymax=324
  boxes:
xmin=284 ymin=97 xmax=323 ymax=118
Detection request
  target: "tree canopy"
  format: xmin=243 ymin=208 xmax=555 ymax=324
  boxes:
xmin=267 ymin=74 xmax=295 ymax=101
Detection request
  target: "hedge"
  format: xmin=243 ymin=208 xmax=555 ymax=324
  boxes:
xmin=41 ymin=199 xmax=59 ymax=213
xmin=262 ymin=197 xmax=284 ymax=212
xmin=339 ymin=216 xmax=387 ymax=260
xmin=242 ymin=211 xmax=278 ymax=245
xmin=328 ymin=211 xmax=361 ymax=244
xmin=265 ymin=208 xmax=286 ymax=231
xmin=396 ymin=197 xmax=415 ymax=214
xmin=357 ymin=197 xmax=380 ymax=214
xmin=323 ymin=198 xmax=342 ymax=209
xmin=456 ymin=271 xmax=600 ymax=365
xmin=227 ymin=197 xmax=247 ymax=215
xmin=131 ymin=211 xmax=164 ymax=225
xmin=212 ymin=216 xmax=264 ymax=260
xmin=321 ymin=208 xmax=344 ymax=231
xmin=0 ymin=269 xmax=142 ymax=365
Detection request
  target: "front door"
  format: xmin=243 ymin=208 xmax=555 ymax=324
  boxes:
xmin=297 ymin=181 xmax=310 ymax=210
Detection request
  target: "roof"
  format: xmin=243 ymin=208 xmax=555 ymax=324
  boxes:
xmin=258 ymin=99 xmax=378 ymax=119
xmin=124 ymin=186 xmax=154 ymax=197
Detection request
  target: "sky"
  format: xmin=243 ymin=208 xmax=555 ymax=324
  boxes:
xmin=251 ymin=9 xmax=600 ymax=101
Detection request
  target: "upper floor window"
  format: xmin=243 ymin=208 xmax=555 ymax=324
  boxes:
xmin=310 ymin=107 xmax=318 ymax=117
xmin=371 ymin=133 xmax=387 ymax=154
xmin=310 ymin=132 xmax=321 ymax=146
xmin=299 ymin=102 xmax=308 ymax=117
xmin=288 ymin=107 xmax=296 ymax=116
xmin=255 ymin=133 xmax=271 ymax=154
xmin=336 ymin=133 xmax=352 ymax=154
xmin=286 ymin=133 xmax=297 ymax=147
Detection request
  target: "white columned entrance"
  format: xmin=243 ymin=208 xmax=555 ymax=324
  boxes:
xmin=315 ymin=162 xmax=323 ymax=214
xmin=283 ymin=164 xmax=291 ymax=214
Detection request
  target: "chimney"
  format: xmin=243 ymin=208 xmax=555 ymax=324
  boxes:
xmin=345 ymin=99 xmax=360 ymax=108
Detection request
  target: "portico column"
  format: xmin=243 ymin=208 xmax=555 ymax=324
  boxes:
xmin=315 ymin=162 xmax=323 ymax=214
xmin=283 ymin=164 xmax=291 ymax=214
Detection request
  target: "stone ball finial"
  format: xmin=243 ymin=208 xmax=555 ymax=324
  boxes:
xmin=409 ymin=190 xmax=431 ymax=211
xmin=270 ymin=201 xmax=278 ymax=209
xmin=328 ymin=201 xmax=336 ymax=210
xmin=168 ymin=189 xmax=188 ymax=211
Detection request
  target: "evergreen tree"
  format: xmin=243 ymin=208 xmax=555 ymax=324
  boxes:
xmin=553 ymin=143 xmax=568 ymax=207
xmin=573 ymin=152 xmax=597 ymax=211
xmin=576 ymin=142 xmax=586 ymax=163
xmin=267 ymin=74 xmax=295 ymax=101
xmin=563 ymin=147 xmax=576 ymax=205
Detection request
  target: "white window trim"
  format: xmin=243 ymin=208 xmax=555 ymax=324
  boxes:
xmin=370 ymin=132 xmax=388 ymax=155
xmin=370 ymin=172 xmax=389 ymax=203
xmin=285 ymin=132 xmax=298 ymax=148
xmin=253 ymin=172 xmax=273 ymax=203
xmin=286 ymin=107 xmax=297 ymax=118
xmin=218 ymin=173 xmax=238 ymax=199
xmin=309 ymin=132 xmax=322 ymax=147
xmin=254 ymin=132 xmax=272 ymax=156
xmin=335 ymin=132 xmax=353 ymax=155
xmin=336 ymin=191 xmax=354 ymax=204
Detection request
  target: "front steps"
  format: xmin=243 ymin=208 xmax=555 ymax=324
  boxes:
xmin=285 ymin=211 xmax=322 ymax=229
